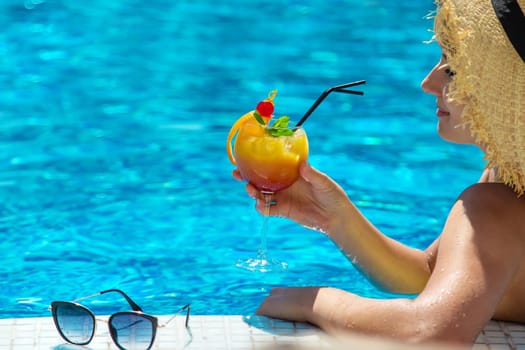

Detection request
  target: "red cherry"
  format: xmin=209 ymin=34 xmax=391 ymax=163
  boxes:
xmin=256 ymin=101 xmax=274 ymax=117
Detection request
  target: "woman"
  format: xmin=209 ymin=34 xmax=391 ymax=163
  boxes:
xmin=233 ymin=0 xmax=525 ymax=344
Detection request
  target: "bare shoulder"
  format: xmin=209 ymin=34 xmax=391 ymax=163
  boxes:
xmin=451 ymin=183 xmax=525 ymax=250
xmin=457 ymin=183 xmax=525 ymax=224
xmin=424 ymin=182 xmax=525 ymax=268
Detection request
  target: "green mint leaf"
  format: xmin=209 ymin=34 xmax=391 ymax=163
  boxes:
xmin=267 ymin=116 xmax=294 ymax=137
xmin=253 ymin=110 xmax=265 ymax=125
xmin=272 ymin=116 xmax=290 ymax=129
xmin=269 ymin=128 xmax=294 ymax=137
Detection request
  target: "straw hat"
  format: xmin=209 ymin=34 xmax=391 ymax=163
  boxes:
xmin=434 ymin=0 xmax=525 ymax=195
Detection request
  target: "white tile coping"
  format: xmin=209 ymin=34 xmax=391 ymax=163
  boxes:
xmin=0 ymin=315 xmax=524 ymax=349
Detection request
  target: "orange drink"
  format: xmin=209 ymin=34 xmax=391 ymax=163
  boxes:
xmin=227 ymin=91 xmax=309 ymax=192
xmin=233 ymin=119 xmax=308 ymax=192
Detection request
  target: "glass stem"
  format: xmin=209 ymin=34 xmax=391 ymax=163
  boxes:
xmin=257 ymin=191 xmax=274 ymax=260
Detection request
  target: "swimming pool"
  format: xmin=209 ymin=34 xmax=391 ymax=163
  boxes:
xmin=0 ymin=0 xmax=483 ymax=318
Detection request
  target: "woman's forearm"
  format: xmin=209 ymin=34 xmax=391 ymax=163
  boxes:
xmin=327 ymin=200 xmax=432 ymax=293
xmin=304 ymin=287 xmax=479 ymax=344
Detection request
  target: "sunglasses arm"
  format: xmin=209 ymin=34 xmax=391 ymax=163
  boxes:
xmin=68 ymin=289 xmax=144 ymax=312
xmin=159 ymin=304 xmax=191 ymax=328
xmin=100 ymin=289 xmax=143 ymax=312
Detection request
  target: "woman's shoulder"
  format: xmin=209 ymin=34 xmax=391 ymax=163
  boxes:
xmin=460 ymin=182 xmax=524 ymax=202
xmin=458 ymin=182 xmax=524 ymax=207
xmin=455 ymin=183 xmax=525 ymax=228
xmin=436 ymin=183 xmax=525 ymax=267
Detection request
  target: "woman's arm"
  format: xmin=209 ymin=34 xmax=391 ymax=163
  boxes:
xmin=257 ymin=183 xmax=525 ymax=344
xmin=325 ymin=200 xmax=433 ymax=293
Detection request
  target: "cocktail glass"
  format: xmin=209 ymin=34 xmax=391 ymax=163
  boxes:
xmin=237 ymin=123 xmax=307 ymax=272
xmin=227 ymin=91 xmax=308 ymax=272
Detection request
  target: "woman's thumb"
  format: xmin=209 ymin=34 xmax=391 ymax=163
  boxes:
xmin=300 ymin=162 xmax=327 ymax=185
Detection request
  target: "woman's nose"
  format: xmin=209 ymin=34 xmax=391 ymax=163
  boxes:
xmin=421 ymin=66 xmax=442 ymax=96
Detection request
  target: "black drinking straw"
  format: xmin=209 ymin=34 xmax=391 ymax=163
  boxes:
xmin=294 ymin=80 xmax=366 ymax=128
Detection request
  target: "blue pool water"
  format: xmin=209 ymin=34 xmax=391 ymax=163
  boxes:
xmin=0 ymin=0 xmax=483 ymax=317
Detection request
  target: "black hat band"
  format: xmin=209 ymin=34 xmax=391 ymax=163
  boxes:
xmin=491 ymin=0 xmax=525 ymax=62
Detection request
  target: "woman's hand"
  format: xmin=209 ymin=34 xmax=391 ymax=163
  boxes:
xmin=232 ymin=162 xmax=350 ymax=234
xmin=255 ymin=286 xmax=361 ymax=334
xmin=255 ymin=286 xmax=321 ymax=323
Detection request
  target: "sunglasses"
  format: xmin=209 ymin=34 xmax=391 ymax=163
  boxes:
xmin=49 ymin=289 xmax=190 ymax=350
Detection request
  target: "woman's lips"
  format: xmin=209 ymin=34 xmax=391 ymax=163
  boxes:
xmin=436 ymin=108 xmax=450 ymax=117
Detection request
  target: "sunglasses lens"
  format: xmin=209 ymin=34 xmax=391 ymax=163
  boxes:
xmin=53 ymin=302 xmax=95 ymax=345
xmin=109 ymin=313 xmax=155 ymax=350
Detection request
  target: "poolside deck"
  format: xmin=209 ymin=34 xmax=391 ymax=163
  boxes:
xmin=1 ymin=315 xmax=524 ymax=349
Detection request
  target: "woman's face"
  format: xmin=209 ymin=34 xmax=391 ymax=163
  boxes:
xmin=421 ymin=53 xmax=475 ymax=145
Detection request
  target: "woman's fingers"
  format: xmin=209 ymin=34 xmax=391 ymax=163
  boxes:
xmin=232 ymin=169 xmax=243 ymax=181
xmin=245 ymin=183 xmax=258 ymax=199
xmin=256 ymin=287 xmax=321 ymax=322
xmin=232 ymin=166 xmax=305 ymax=218
xmin=248 ymin=188 xmax=283 ymax=216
